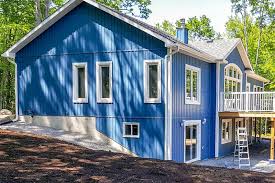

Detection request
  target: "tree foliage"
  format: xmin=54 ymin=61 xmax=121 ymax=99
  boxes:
xmin=156 ymin=15 xmax=217 ymax=40
xmin=226 ymin=1 xmax=275 ymax=89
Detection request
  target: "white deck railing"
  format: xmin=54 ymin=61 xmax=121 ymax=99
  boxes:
xmin=220 ymin=92 xmax=275 ymax=112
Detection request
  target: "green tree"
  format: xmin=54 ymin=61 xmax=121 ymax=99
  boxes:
xmin=186 ymin=15 xmax=216 ymax=40
xmin=226 ymin=16 xmax=275 ymax=89
xmin=249 ymin=0 xmax=275 ymax=72
xmin=231 ymin=0 xmax=250 ymax=53
xmin=96 ymin=0 xmax=152 ymax=19
xmin=156 ymin=15 xmax=217 ymax=40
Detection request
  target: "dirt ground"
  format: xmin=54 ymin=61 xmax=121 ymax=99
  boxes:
xmin=0 ymin=129 xmax=274 ymax=183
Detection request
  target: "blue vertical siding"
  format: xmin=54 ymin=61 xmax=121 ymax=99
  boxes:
xmin=220 ymin=48 xmax=247 ymax=93
xmin=16 ymin=2 xmax=166 ymax=159
xmin=171 ymin=53 xmax=216 ymax=162
xmin=247 ymin=77 xmax=264 ymax=91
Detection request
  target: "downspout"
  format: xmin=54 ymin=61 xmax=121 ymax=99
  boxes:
xmin=165 ymin=46 xmax=179 ymax=160
xmin=215 ymin=61 xmax=221 ymax=158
xmin=7 ymin=58 xmax=18 ymax=121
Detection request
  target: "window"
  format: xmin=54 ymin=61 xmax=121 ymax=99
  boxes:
xmin=224 ymin=64 xmax=242 ymax=92
xmin=221 ymin=119 xmax=232 ymax=144
xmin=246 ymin=83 xmax=251 ymax=92
xmin=73 ymin=63 xmax=88 ymax=103
xmin=96 ymin=62 xmax=112 ymax=103
xmin=123 ymin=122 xmax=140 ymax=138
xmin=185 ymin=64 xmax=201 ymax=105
xmin=144 ymin=60 xmax=161 ymax=103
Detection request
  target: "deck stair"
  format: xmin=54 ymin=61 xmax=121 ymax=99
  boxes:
xmin=233 ymin=127 xmax=251 ymax=169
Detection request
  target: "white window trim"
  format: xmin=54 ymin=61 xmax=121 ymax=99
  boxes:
xmin=96 ymin=61 xmax=113 ymax=103
xmin=123 ymin=122 xmax=140 ymax=138
xmin=221 ymin=119 xmax=233 ymax=144
xmin=183 ymin=120 xmax=201 ymax=163
xmin=72 ymin=62 xmax=88 ymax=103
xmin=144 ymin=59 xmax=161 ymax=103
xmin=185 ymin=64 xmax=201 ymax=105
xmin=246 ymin=83 xmax=251 ymax=92
xmin=224 ymin=63 xmax=243 ymax=92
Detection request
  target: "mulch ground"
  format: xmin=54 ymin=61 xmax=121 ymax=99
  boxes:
xmin=0 ymin=129 xmax=274 ymax=183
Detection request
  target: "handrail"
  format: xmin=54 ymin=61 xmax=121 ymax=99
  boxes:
xmin=220 ymin=92 xmax=275 ymax=112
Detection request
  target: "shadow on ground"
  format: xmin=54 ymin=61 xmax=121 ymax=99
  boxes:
xmin=0 ymin=129 xmax=274 ymax=183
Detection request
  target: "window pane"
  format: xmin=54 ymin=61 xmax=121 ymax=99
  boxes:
xmin=225 ymin=79 xmax=229 ymax=92
xmin=232 ymin=81 xmax=236 ymax=92
xmin=192 ymin=71 xmax=198 ymax=100
xmin=78 ymin=67 xmax=85 ymax=98
xmin=186 ymin=69 xmax=191 ymax=99
xmin=148 ymin=64 xmax=158 ymax=99
xmin=228 ymin=80 xmax=232 ymax=92
xmin=101 ymin=66 xmax=110 ymax=98
xmin=229 ymin=67 xmax=233 ymax=77
xmin=124 ymin=125 xmax=131 ymax=135
xmin=237 ymin=82 xmax=241 ymax=92
xmin=132 ymin=125 xmax=138 ymax=136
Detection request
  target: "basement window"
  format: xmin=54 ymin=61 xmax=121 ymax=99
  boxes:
xmin=73 ymin=63 xmax=88 ymax=103
xmin=123 ymin=122 xmax=140 ymax=138
xmin=221 ymin=119 xmax=232 ymax=144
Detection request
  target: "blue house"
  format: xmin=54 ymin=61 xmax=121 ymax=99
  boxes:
xmin=3 ymin=0 xmax=274 ymax=163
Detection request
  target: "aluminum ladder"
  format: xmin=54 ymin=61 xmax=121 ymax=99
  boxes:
xmin=233 ymin=127 xmax=251 ymax=169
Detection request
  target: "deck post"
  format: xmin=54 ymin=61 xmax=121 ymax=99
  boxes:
xmin=270 ymin=118 xmax=275 ymax=163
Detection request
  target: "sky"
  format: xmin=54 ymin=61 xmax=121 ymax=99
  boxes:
xmin=144 ymin=0 xmax=233 ymax=34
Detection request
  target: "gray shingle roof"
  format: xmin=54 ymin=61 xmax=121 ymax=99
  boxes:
xmin=189 ymin=38 xmax=241 ymax=60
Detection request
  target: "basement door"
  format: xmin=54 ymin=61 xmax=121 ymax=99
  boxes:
xmin=184 ymin=120 xmax=201 ymax=163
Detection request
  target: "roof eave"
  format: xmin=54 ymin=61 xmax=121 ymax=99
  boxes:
xmin=246 ymin=70 xmax=270 ymax=83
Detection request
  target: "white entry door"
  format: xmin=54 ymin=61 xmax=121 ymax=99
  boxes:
xmin=184 ymin=120 xmax=201 ymax=163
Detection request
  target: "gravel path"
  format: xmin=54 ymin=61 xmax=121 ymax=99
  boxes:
xmin=0 ymin=121 xmax=129 ymax=154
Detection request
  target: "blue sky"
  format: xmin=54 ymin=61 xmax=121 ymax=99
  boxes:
xmin=144 ymin=0 xmax=233 ymax=33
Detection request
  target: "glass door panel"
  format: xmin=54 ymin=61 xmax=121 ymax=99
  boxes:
xmin=185 ymin=124 xmax=199 ymax=163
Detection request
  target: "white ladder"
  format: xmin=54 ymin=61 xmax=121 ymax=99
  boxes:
xmin=234 ymin=127 xmax=251 ymax=169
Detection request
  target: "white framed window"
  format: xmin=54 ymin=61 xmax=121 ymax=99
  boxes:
xmin=221 ymin=119 xmax=233 ymax=144
xmin=144 ymin=59 xmax=161 ymax=103
xmin=253 ymin=85 xmax=257 ymax=92
xmin=96 ymin=61 xmax=112 ymax=103
xmin=72 ymin=62 xmax=88 ymax=103
xmin=185 ymin=64 xmax=201 ymax=105
xmin=123 ymin=122 xmax=140 ymax=138
xmin=224 ymin=64 xmax=242 ymax=92
xmin=246 ymin=83 xmax=251 ymax=92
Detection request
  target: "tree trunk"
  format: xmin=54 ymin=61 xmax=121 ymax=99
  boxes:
xmin=255 ymin=27 xmax=262 ymax=73
xmin=45 ymin=0 xmax=50 ymax=19
xmin=243 ymin=13 xmax=249 ymax=54
xmin=35 ymin=0 xmax=42 ymax=25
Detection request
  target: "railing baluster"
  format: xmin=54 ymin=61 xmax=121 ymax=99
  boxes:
xmin=220 ymin=91 xmax=275 ymax=112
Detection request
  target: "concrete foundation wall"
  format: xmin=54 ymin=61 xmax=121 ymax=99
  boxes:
xmin=19 ymin=115 xmax=137 ymax=156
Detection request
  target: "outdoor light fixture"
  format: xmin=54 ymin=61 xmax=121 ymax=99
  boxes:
xmin=202 ymin=118 xmax=207 ymax=125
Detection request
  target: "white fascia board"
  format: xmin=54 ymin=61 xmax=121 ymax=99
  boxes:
xmin=245 ymin=70 xmax=270 ymax=83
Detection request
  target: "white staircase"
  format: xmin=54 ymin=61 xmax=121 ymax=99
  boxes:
xmin=234 ymin=127 xmax=251 ymax=169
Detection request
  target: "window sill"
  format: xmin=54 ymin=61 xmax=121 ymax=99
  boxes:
xmin=97 ymin=98 xmax=113 ymax=104
xmin=185 ymin=99 xmax=200 ymax=105
xmin=73 ymin=98 xmax=88 ymax=104
xmin=144 ymin=98 xmax=161 ymax=104
xmin=123 ymin=135 xmax=140 ymax=138
xmin=221 ymin=140 xmax=232 ymax=144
